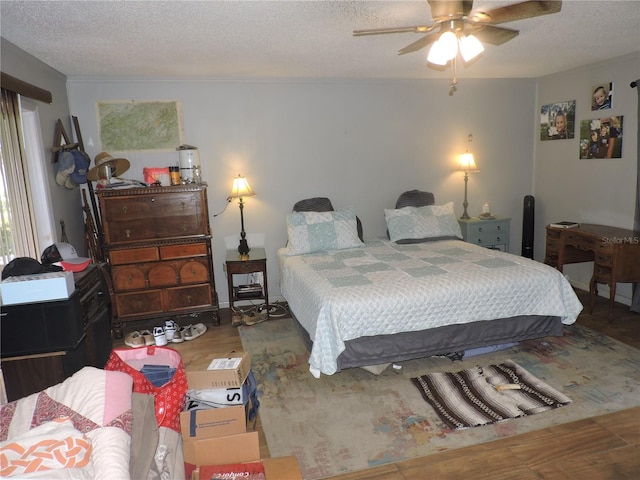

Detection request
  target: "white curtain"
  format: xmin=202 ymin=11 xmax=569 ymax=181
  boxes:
xmin=0 ymin=88 xmax=39 ymax=267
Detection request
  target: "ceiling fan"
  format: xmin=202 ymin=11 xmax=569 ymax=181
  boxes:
xmin=354 ymin=0 xmax=562 ymax=92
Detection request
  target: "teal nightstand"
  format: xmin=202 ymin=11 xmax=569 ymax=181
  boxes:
xmin=458 ymin=216 xmax=511 ymax=251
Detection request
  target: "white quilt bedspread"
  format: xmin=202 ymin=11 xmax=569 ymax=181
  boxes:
xmin=278 ymin=239 xmax=583 ymax=377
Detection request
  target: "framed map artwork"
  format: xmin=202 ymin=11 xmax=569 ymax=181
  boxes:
xmin=97 ymin=100 xmax=184 ymax=151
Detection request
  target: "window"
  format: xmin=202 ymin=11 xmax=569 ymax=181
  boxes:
xmin=0 ymin=89 xmax=54 ymax=268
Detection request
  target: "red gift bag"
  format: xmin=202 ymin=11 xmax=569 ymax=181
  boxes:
xmin=106 ymin=346 xmax=187 ymax=432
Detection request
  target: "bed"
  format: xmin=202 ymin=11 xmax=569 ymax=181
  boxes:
xmin=278 ymin=192 xmax=583 ymax=378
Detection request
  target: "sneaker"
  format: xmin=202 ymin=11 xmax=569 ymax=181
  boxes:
xmin=124 ymin=331 xmax=145 ymax=348
xmin=140 ymin=329 xmax=155 ymax=346
xmin=164 ymin=320 xmax=177 ymax=341
xmin=153 ymin=326 xmax=168 ymax=346
xmin=171 ymin=327 xmax=184 ymax=343
xmin=184 ymin=322 xmax=207 ymax=341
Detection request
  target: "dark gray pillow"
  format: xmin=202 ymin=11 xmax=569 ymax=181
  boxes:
xmin=395 ymin=190 xmax=435 ymax=209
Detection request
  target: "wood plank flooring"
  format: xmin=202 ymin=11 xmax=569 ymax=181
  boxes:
xmin=116 ymin=289 xmax=640 ymax=479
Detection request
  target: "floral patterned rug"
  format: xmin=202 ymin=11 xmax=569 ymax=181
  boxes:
xmin=239 ymin=319 xmax=640 ymax=479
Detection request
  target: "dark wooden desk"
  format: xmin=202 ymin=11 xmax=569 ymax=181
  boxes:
xmin=544 ymin=224 xmax=640 ymax=320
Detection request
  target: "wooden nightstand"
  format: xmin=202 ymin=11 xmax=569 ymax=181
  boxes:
xmin=225 ymin=248 xmax=268 ymax=315
xmin=458 ymin=216 xmax=511 ymax=251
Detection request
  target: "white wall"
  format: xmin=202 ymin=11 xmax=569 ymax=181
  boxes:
xmin=534 ymin=52 xmax=640 ymax=304
xmin=68 ymin=77 xmax=537 ymax=306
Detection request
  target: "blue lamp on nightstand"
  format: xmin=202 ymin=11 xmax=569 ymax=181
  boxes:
xmin=458 ymin=152 xmax=479 ymax=219
xmin=229 ymin=174 xmax=256 ymax=255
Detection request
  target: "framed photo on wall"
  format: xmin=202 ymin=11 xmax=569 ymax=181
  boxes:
xmin=591 ymin=82 xmax=613 ymax=111
xmin=579 ymin=116 xmax=623 ymax=159
xmin=540 ymin=100 xmax=576 ymax=141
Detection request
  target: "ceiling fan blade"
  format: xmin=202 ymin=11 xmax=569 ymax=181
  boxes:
xmin=398 ymin=31 xmax=440 ymax=55
xmin=353 ymin=24 xmax=437 ymax=36
xmin=473 ymin=25 xmax=520 ymax=45
xmin=476 ymin=1 xmax=562 ymax=25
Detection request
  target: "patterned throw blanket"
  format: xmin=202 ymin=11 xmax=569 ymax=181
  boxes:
xmin=412 ymin=360 xmax=572 ymax=429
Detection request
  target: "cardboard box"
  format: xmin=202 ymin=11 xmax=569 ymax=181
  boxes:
xmin=183 ymin=431 xmax=260 ymax=467
xmin=0 ymin=271 xmax=75 ymax=306
xmin=186 ymin=352 xmax=251 ymax=389
xmin=180 ymin=405 xmax=246 ymax=441
xmin=191 ymin=456 xmax=303 ymax=480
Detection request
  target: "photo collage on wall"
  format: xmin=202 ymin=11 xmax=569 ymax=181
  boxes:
xmin=540 ymin=81 xmax=623 ymax=159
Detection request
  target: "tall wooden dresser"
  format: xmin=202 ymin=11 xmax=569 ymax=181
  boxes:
xmin=96 ymin=184 xmax=219 ymax=337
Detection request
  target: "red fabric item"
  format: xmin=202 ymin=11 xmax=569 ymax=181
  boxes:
xmin=105 ymin=346 xmax=187 ymax=432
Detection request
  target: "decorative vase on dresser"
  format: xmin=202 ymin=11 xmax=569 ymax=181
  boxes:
xmin=96 ymin=184 xmax=219 ymax=338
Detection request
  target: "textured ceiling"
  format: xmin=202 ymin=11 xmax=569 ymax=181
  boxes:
xmin=1 ymin=0 xmax=639 ymax=80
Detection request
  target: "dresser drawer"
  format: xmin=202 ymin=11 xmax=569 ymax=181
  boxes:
xmin=112 ymin=265 xmax=147 ymax=291
xmin=166 ymin=284 xmax=212 ymax=310
xmin=115 ymin=290 xmax=164 ymax=317
xmin=110 ymin=247 xmax=159 ymax=265
xmin=160 ymin=243 xmax=208 ymax=259
xmin=179 ymin=260 xmax=210 ymax=284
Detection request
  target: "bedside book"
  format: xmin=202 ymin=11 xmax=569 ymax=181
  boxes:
xmin=549 ymin=221 xmax=580 ymax=229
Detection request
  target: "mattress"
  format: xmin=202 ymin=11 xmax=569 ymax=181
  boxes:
xmin=278 ymin=239 xmax=583 ymax=377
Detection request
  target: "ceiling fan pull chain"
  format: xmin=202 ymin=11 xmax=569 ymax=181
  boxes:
xmin=449 ymin=58 xmax=458 ymax=96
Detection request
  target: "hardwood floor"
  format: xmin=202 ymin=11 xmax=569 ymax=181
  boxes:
xmin=115 ymin=289 xmax=640 ymax=479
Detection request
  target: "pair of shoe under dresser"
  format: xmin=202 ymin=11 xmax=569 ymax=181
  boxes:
xmin=95 ymin=184 xmax=219 ymax=339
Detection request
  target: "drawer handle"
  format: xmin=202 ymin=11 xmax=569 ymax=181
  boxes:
xmin=497 ymin=226 xmax=502 ymax=231
xmin=126 ymin=229 xmax=131 ymax=238
xmin=478 ymin=227 xmax=483 ymax=233
xmin=187 ymin=295 xmax=192 ymax=304
xmin=478 ymin=239 xmax=483 ymax=243
xmin=496 ymin=236 xmax=501 ymax=242
xmin=151 ymin=197 xmax=155 ymax=202
xmin=122 ymin=206 xmax=128 ymax=214
xmin=137 ymin=301 xmax=144 ymax=310
xmin=183 ymin=224 xmax=188 ymax=232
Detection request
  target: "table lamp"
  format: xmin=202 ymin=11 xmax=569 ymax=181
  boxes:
xmin=458 ymin=152 xmax=479 ymax=219
xmin=229 ymin=174 xmax=256 ymax=255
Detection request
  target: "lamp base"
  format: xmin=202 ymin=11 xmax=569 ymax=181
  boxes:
xmin=238 ymin=238 xmax=250 ymax=255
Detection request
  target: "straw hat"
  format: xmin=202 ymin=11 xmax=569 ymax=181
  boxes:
xmin=87 ymin=152 xmax=130 ymax=181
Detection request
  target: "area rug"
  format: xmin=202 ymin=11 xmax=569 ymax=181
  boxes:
xmin=239 ymin=319 xmax=640 ymax=480
xmin=411 ymin=360 xmax=572 ymax=429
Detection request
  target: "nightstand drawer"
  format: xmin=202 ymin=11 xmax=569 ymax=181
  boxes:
xmin=468 ymin=231 xmax=510 ymax=247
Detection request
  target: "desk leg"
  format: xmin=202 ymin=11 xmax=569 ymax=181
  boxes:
xmin=608 ymin=282 xmax=616 ymax=323
xmin=589 ymin=277 xmax=598 ymax=314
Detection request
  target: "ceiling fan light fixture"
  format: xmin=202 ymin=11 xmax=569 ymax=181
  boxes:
xmin=427 ymin=30 xmax=458 ymax=66
xmin=459 ymin=34 xmax=484 ymax=62
xmin=438 ymin=31 xmax=459 ymax=60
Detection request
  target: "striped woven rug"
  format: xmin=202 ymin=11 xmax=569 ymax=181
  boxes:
xmin=411 ymin=360 xmax=572 ymax=429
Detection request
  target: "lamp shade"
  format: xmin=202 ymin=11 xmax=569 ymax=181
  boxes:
xmin=459 ymin=34 xmax=484 ymax=62
xmin=427 ymin=31 xmax=459 ymax=65
xmin=229 ymin=175 xmax=256 ymax=200
xmin=458 ymin=153 xmax=479 ymax=172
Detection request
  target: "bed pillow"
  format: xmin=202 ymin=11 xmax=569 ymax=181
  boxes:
xmin=384 ymin=202 xmax=463 ymax=243
xmin=285 ymin=207 xmax=363 ymax=255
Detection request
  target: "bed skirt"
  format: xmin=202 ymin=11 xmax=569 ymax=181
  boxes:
xmin=294 ymin=315 xmax=563 ymax=372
